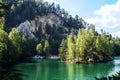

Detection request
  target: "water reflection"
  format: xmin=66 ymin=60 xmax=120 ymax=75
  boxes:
xmin=65 ymin=62 xmax=115 ymax=80
xmin=109 ymin=57 xmax=120 ymax=75
xmin=0 ymin=66 xmax=23 ymax=80
xmin=13 ymin=57 xmax=120 ymax=80
xmin=34 ymin=60 xmax=68 ymax=80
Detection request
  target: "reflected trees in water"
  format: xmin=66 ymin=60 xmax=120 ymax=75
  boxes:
xmin=0 ymin=66 xmax=23 ymax=80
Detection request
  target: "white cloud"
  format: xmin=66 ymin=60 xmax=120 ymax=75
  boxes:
xmin=85 ymin=0 xmax=120 ymax=37
xmin=112 ymin=31 xmax=120 ymax=37
xmin=44 ymin=0 xmax=54 ymax=3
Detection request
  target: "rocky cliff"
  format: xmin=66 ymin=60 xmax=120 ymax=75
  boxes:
xmin=17 ymin=13 xmax=93 ymax=40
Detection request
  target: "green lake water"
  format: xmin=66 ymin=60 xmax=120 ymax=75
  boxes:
xmin=2 ymin=57 xmax=120 ymax=80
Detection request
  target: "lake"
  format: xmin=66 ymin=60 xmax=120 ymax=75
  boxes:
xmin=1 ymin=57 xmax=120 ymax=80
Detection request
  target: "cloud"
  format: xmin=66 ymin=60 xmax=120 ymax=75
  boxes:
xmin=86 ymin=0 xmax=120 ymax=28
xmin=44 ymin=0 xmax=54 ymax=3
xmin=112 ymin=31 xmax=120 ymax=37
xmin=85 ymin=0 xmax=120 ymax=37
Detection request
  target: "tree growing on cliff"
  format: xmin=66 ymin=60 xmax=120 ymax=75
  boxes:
xmin=36 ymin=43 xmax=43 ymax=55
xmin=43 ymin=40 xmax=50 ymax=57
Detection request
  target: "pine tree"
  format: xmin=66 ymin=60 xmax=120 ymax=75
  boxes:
xmin=36 ymin=43 xmax=43 ymax=55
xmin=59 ymin=39 xmax=67 ymax=60
xmin=0 ymin=29 xmax=8 ymax=61
xmin=43 ymin=40 xmax=50 ymax=57
xmin=9 ymin=28 xmax=22 ymax=55
xmin=66 ymin=34 xmax=75 ymax=60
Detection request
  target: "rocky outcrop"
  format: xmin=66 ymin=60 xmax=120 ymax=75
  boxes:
xmin=17 ymin=20 xmax=38 ymax=39
xmin=37 ymin=13 xmax=63 ymax=26
xmin=17 ymin=13 xmax=63 ymax=39
xmin=17 ymin=13 xmax=93 ymax=39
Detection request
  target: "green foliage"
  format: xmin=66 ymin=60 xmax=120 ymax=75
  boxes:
xmin=4 ymin=0 xmax=84 ymax=31
xmin=0 ymin=17 xmax=4 ymax=29
xmin=0 ymin=29 xmax=8 ymax=61
xmin=59 ymin=29 xmax=114 ymax=62
xmin=0 ymin=28 xmax=20 ymax=62
xmin=59 ymin=39 xmax=67 ymax=60
xmin=95 ymin=33 xmax=113 ymax=56
xmin=43 ymin=40 xmax=50 ymax=57
xmin=36 ymin=43 xmax=42 ymax=55
xmin=22 ymin=39 xmax=37 ymax=57
xmin=0 ymin=0 xmax=12 ymax=17
xmin=9 ymin=28 xmax=22 ymax=55
xmin=0 ymin=1 xmax=20 ymax=63
xmin=0 ymin=0 xmax=117 ymax=64
xmin=75 ymin=29 xmax=96 ymax=58
xmin=2 ymin=0 xmax=86 ymax=59
xmin=0 ymin=0 xmax=4 ymax=29
xmin=66 ymin=34 xmax=75 ymax=60
xmin=0 ymin=0 xmax=4 ymax=17
xmin=112 ymin=37 xmax=120 ymax=56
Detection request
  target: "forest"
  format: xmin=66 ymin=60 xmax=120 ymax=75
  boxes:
xmin=0 ymin=0 xmax=120 ymax=64
xmin=59 ymin=29 xmax=113 ymax=63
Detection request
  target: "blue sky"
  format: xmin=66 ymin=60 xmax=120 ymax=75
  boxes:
xmin=44 ymin=0 xmax=120 ymax=37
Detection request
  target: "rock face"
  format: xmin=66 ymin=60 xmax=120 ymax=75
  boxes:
xmin=17 ymin=20 xmax=37 ymax=39
xmin=17 ymin=13 xmax=63 ymax=39
xmin=37 ymin=13 xmax=63 ymax=26
xmin=17 ymin=13 xmax=93 ymax=39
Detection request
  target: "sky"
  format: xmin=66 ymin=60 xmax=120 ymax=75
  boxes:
xmin=44 ymin=0 xmax=120 ymax=37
